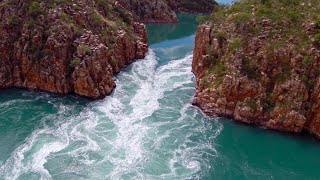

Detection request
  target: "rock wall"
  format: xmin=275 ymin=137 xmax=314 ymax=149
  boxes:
xmin=118 ymin=0 xmax=177 ymax=23
xmin=0 ymin=0 xmax=148 ymax=99
xmin=118 ymin=0 xmax=218 ymax=23
xmin=192 ymin=0 xmax=320 ymax=138
xmin=167 ymin=0 xmax=218 ymax=14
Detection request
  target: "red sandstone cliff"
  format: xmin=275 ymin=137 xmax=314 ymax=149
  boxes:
xmin=118 ymin=0 xmax=218 ymax=23
xmin=118 ymin=0 xmax=177 ymax=23
xmin=0 ymin=0 xmax=148 ymax=99
xmin=192 ymin=0 xmax=320 ymax=138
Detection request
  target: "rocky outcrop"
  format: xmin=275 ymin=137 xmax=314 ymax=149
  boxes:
xmin=192 ymin=0 xmax=320 ymax=138
xmin=118 ymin=0 xmax=177 ymax=23
xmin=118 ymin=0 xmax=218 ymax=23
xmin=167 ymin=0 xmax=218 ymax=14
xmin=0 ymin=0 xmax=148 ymax=99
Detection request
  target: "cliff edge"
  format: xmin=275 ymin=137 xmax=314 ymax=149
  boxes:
xmin=192 ymin=0 xmax=320 ymax=138
xmin=0 ymin=0 xmax=148 ymax=99
xmin=118 ymin=0 xmax=218 ymax=23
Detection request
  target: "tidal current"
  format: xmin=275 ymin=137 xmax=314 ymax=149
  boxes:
xmin=1 ymin=14 xmax=320 ymax=180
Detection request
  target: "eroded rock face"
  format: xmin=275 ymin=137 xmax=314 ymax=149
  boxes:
xmin=118 ymin=0 xmax=218 ymax=23
xmin=192 ymin=1 xmax=320 ymax=138
xmin=0 ymin=0 xmax=148 ymax=99
xmin=167 ymin=0 xmax=218 ymax=14
xmin=118 ymin=0 xmax=177 ymax=23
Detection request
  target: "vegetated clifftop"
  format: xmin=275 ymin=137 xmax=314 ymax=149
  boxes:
xmin=0 ymin=0 xmax=148 ymax=99
xmin=167 ymin=0 xmax=218 ymax=14
xmin=118 ymin=0 xmax=177 ymax=23
xmin=192 ymin=0 xmax=320 ymax=138
xmin=118 ymin=0 xmax=218 ymax=23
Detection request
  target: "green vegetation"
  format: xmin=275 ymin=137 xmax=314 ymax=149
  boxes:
xmin=303 ymin=56 xmax=315 ymax=66
xmin=196 ymin=6 xmax=225 ymax=24
xmin=175 ymin=0 xmax=217 ymax=13
xmin=92 ymin=12 xmax=104 ymax=26
xmin=70 ymin=57 xmax=82 ymax=68
xmin=110 ymin=57 xmax=117 ymax=67
xmin=231 ymin=12 xmax=251 ymax=24
xmin=246 ymin=99 xmax=257 ymax=111
xmin=315 ymin=33 xmax=320 ymax=45
xmin=213 ymin=62 xmax=227 ymax=86
xmin=205 ymin=47 xmax=227 ymax=86
xmin=229 ymin=38 xmax=242 ymax=52
xmin=261 ymin=97 xmax=276 ymax=112
xmin=28 ymin=1 xmax=42 ymax=18
xmin=241 ymin=57 xmax=261 ymax=81
xmin=54 ymin=0 xmax=72 ymax=5
xmin=200 ymin=0 xmax=320 ymax=50
xmin=60 ymin=12 xmax=84 ymax=37
xmin=195 ymin=0 xmax=320 ymax=124
xmin=114 ymin=6 xmax=132 ymax=24
xmin=199 ymin=0 xmax=320 ymax=86
xmin=275 ymin=61 xmax=292 ymax=83
xmin=79 ymin=44 xmax=92 ymax=55
xmin=8 ymin=15 xmax=21 ymax=28
xmin=216 ymin=31 xmax=227 ymax=48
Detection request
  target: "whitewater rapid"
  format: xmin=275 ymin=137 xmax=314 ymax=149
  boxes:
xmin=0 ymin=50 xmax=223 ymax=180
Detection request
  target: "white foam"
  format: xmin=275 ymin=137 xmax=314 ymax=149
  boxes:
xmin=0 ymin=50 xmax=223 ymax=180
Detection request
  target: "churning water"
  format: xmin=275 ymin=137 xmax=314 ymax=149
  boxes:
xmin=1 ymin=14 xmax=320 ymax=180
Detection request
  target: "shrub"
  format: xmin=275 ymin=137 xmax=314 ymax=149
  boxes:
xmin=301 ymin=74 xmax=314 ymax=89
xmin=92 ymin=13 xmax=104 ymax=26
xmin=275 ymin=61 xmax=291 ymax=83
xmin=110 ymin=57 xmax=117 ymax=67
xmin=241 ymin=58 xmax=261 ymax=81
xmin=315 ymin=18 xmax=320 ymax=29
xmin=27 ymin=19 xmax=35 ymax=29
xmin=315 ymin=33 xmax=320 ymax=44
xmin=70 ymin=57 xmax=81 ymax=67
xmin=261 ymin=0 xmax=271 ymax=5
xmin=216 ymin=31 xmax=226 ymax=48
xmin=303 ymin=56 xmax=315 ymax=66
xmin=96 ymin=0 xmax=108 ymax=8
xmin=280 ymin=0 xmax=299 ymax=6
xmin=79 ymin=44 xmax=92 ymax=55
xmin=28 ymin=1 xmax=41 ymax=18
xmin=261 ymin=97 xmax=276 ymax=112
xmin=229 ymin=38 xmax=242 ymax=52
xmin=114 ymin=6 xmax=132 ymax=24
xmin=196 ymin=15 xmax=210 ymax=24
xmin=8 ymin=15 xmax=21 ymax=28
xmin=246 ymin=99 xmax=257 ymax=111
xmin=287 ymin=11 xmax=302 ymax=23
xmin=54 ymin=0 xmax=70 ymax=5
xmin=213 ymin=61 xmax=226 ymax=86
xmin=214 ymin=62 xmax=226 ymax=76
xmin=231 ymin=12 xmax=251 ymax=24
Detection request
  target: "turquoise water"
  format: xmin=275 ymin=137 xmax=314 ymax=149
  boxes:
xmin=0 ymin=14 xmax=320 ymax=180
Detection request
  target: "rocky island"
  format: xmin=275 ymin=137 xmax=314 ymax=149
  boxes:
xmin=192 ymin=0 xmax=320 ymax=138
